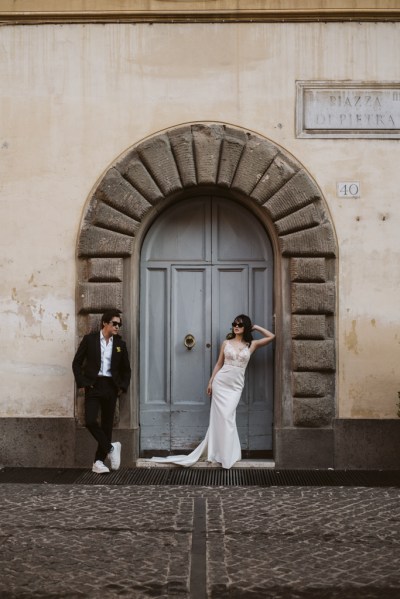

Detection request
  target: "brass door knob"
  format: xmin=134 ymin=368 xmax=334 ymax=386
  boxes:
xmin=184 ymin=334 xmax=196 ymax=350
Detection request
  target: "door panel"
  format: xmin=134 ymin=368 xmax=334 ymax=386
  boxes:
xmin=140 ymin=196 xmax=274 ymax=455
xmin=141 ymin=267 xmax=169 ymax=406
xmin=213 ymin=199 xmax=271 ymax=262
xmin=144 ymin=197 xmax=211 ymax=262
xmin=247 ymin=265 xmax=274 ymax=451
xmin=211 ymin=266 xmax=249 ymax=355
xmin=170 ymin=266 xmax=211 ymax=449
xmin=140 ymin=265 xmax=171 ymax=450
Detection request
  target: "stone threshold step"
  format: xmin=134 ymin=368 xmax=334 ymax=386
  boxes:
xmin=136 ymin=458 xmax=275 ymax=469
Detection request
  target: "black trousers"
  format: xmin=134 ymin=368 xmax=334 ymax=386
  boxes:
xmin=85 ymin=377 xmax=118 ymax=462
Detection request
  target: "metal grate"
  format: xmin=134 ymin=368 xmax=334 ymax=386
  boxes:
xmin=1 ymin=467 xmax=400 ymax=487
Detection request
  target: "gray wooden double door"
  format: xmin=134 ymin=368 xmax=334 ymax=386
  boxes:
xmin=140 ymin=196 xmax=274 ymax=454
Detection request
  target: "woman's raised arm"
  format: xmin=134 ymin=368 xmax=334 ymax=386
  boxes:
xmin=250 ymin=325 xmax=275 ymax=354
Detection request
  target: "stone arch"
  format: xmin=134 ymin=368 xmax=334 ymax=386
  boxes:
xmin=76 ymin=123 xmax=337 ymax=464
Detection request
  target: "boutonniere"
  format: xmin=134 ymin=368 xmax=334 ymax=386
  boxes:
xmin=116 ymin=346 xmax=122 ymax=353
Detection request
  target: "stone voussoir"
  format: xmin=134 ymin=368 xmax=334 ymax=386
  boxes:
xmin=167 ymin=126 xmax=197 ymax=187
xmin=232 ymin=137 xmax=278 ymax=195
xmin=118 ymin=155 xmax=164 ymax=205
xmin=93 ymin=202 xmax=140 ymax=237
xmin=264 ymin=170 xmax=321 ymax=221
xmin=251 ymin=153 xmax=298 ymax=204
xmin=274 ymin=203 xmax=321 ymax=235
xmin=137 ymin=135 xmax=183 ymax=196
xmin=94 ymin=168 xmax=153 ymax=222
xmin=218 ymin=134 xmax=246 ymax=187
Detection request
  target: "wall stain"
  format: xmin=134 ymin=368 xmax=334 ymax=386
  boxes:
xmin=345 ymin=320 xmax=359 ymax=354
xmin=54 ymin=312 xmax=69 ymax=331
xmin=371 ymin=319 xmax=376 ymax=327
xmin=11 ymin=287 xmax=45 ymax=327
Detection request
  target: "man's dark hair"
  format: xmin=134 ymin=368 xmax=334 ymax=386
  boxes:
xmin=101 ymin=310 xmax=122 ymax=328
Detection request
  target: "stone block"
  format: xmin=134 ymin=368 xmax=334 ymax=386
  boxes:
xmin=232 ymin=137 xmax=278 ymax=195
xmin=293 ymin=396 xmax=334 ymax=427
xmin=94 ymin=168 xmax=152 ymax=221
xmin=292 ymin=314 xmax=326 ymax=339
xmin=192 ymin=124 xmax=224 ymax=185
xmin=274 ymin=427 xmax=334 ymax=469
xmin=292 ymin=372 xmax=334 ymax=397
xmin=87 ymin=258 xmax=124 ymax=282
xmin=78 ymin=227 xmax=134 ymax=257
xmin=118 ymin=155 xmax=164 ymax=204
xmin=93 ymin=203 xmax=139 ymax=236
xmin=138 ymin=134 xmax=182 ymax=196
xmin=292 ymin=282 xmax=335 ymax=314
xmin=279 ymin=223 xmax=337 ymax=257
xmin=77 ymin=282 xmax=123 ymax=314
xmin=275 ymin=203 xmax=321 ymax=235
xmin=290 ymin=258 xmax=327 ymax=282
xmin=334 ymin=419 xmax=400 ymax=470
xmin=224 ymin=125 xmax=248 ymax=142
xmin=168 ymin=126 xmax=197 ymax=187
xmin=0 ymin=418 xmax=76 ymax=467
xmin=251 ymin=154 xmax=298 ymax=204
xmin=77 ymin=313 xmax=102 ymax=337
xmin=218 ymin=134 xmax=246 ymax=187
xmin=264 ymin=170 xmax=321 ymax=220
xmin=292 ymin=340 xmax=336 ymax=371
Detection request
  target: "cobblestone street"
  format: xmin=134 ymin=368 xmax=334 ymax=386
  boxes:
xmin=0 ymin=479 xmax=399 ymax=598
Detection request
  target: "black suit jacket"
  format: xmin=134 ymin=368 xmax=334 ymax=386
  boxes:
xmin=72 ymin=332 xmax=131 ymax=392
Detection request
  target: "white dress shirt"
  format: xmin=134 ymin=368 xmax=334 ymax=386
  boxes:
xmin=98 ymin=332 xmax=113 ymax=377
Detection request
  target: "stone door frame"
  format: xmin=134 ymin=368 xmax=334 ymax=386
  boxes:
xmin=76 ymin=122 xmax=338 ymax=467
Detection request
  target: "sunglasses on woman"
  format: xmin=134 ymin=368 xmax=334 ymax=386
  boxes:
xmin=232 ymin=322 xmax=244 ymax=328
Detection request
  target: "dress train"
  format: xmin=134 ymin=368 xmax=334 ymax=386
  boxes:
xmin=151 ymin=341 xmax=250 ymax=469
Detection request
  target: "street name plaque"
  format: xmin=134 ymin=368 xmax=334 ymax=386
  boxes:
xmin=296 ymin=81 xmax=400 ymax=138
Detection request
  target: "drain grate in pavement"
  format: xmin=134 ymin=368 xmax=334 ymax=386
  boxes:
xmin=1 ymin=467 xmax=400 ymax=487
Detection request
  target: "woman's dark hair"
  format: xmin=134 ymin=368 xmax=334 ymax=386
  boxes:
xmin=101 ymin=310 xmax=122 ymax=328
xmin=229 ymin=314 xmax=253 ymax=346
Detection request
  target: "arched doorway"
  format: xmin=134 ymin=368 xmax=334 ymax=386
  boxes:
xmin=76 ymin=122 xmax=337 ymax=468
xmin=140 ymin=195 xmax=274 ymax=456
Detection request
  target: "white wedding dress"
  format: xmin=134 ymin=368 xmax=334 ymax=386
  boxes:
xmin=151 ymin=340 xmax=251 ymax=469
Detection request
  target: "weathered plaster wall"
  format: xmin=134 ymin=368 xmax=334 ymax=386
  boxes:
xmin=1 ymin=21 xmax=399 ymax=418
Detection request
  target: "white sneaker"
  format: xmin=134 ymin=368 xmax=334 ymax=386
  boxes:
xmin=92 ymin=460 xmax=110 ymax=474
xmin=108 ymin=442 xmax=121 ymax=470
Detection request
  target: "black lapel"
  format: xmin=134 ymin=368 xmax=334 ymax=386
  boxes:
xmin=110 ymin=334 xmax=120 ymax=364
xmin=95 ymin=332 xmax=101 ymax=367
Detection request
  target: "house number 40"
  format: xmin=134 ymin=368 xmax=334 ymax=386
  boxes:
xmin=337 ymin=181 xmax=360 ymax=198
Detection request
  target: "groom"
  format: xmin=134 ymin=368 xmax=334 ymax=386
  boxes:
xmin=72 ymin=310 xmax=131 ymax=474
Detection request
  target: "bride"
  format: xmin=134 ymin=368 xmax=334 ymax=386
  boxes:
xmin=151 ymin=315 xmax=275 ymax=469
